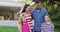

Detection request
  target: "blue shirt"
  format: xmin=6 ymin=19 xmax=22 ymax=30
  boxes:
xmin=31 ymin=7 xmax=48 ymax=31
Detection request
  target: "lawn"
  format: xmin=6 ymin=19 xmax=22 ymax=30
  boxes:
xmin=0 ymin=26 xmax=60 ymax=32
xmin=0 ymin=26 xmax=19 ymax=32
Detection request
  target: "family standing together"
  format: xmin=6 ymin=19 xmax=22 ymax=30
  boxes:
xmin=19 ymin=0 xmax=54 ymax=32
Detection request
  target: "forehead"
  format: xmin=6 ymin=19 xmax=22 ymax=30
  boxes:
xmin=27 ymin=6 xmax=30 ymax=8
xmin=26 ymin=6 xmax=31 ymax=9
xmin=35 ymin=3 xmax=40 ymax=5
xmin=35 ymin=3 xmax=40 ymax=4
xmin=45 ymin=15 xmax=49 ymax=17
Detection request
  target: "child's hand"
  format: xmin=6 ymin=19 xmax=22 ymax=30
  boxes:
xmin=21 ymin=16 xmax=26 ymax=23
xmin=41 ymin=30 xmax=43 ymax=32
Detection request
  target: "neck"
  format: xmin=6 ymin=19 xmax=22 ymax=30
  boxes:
xmin=46 ymin=21 xmax=51 ymax=24
xmin=25 ymin=11 xmax=29 ymax=14
xmin=36 ymin=8 xmax=40 ymax=12
xmin=37 ymin=9 xmax=40 ymax=12
xmin=36 ymin=7 xmax=40 ymax=10
xmin=37 ymin=10 xmax=40 ymax=12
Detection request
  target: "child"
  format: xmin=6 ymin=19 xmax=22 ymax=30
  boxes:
xmin=41 ymin=15 xmax=54 ymax=32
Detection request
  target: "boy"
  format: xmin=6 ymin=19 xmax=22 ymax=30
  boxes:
xmin=41 ymin=15 xmax=54 ymax=32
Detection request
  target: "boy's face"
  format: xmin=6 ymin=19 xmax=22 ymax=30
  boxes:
xmin=45 ymin=16 xmax=50 ymax=22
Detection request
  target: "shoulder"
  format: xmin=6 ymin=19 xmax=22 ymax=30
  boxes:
xmin=20 ymin=13 xmax=24 ymax=17
xmin=41 ymin=7 xmax=46 ymax=11
xmin=41 ymin=7 xmax=48 ymax=12
xmin=41 ymin=22 xmax=46 ymax=27
xmin=41 ymin=7 xmax=48 ymax=15
xmin=51 ymin=23 xmax=54 ymax=26
xmin=42 ymin=22 xmax=46 ymax=26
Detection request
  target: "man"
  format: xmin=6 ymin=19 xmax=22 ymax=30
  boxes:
xmin=31 ymin=0 xmax=48 ymax=32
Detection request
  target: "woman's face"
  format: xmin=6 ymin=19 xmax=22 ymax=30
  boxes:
xmin=26 ymin=6 xmax=31 ymax=12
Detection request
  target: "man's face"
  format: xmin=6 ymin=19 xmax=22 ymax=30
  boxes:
xmin=35 ymin=3 xmax=40 ymax=9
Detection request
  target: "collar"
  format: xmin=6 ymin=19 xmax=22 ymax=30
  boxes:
xmin=35 ymin=7 xmax=41 ymax=13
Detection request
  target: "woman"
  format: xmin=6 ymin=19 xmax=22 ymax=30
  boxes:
xmin=20 ymin=4 xmax=33 ymax=32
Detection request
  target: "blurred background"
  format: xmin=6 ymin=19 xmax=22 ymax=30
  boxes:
xmin=0 ymin=0 xmax=60 ymax=32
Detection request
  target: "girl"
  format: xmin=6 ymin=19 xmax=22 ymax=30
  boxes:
xmin=41 ymin=15 xmax=54 ymax=32
xmin=20 ymin=4 xmax=33 ymax=32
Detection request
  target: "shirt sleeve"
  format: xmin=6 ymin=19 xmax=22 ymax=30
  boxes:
xmin=31 ymin=11 xmax=34 ymax=19
xmin=41 ymin=23 xmax=44 ymax=30
xmin=20 ymin=13 xmax=24 ymax=19
xmin=44 ymin=9 xmax=48 ymax=16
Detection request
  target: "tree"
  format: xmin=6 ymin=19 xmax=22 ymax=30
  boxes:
xmin=18 ymin=0 xmax=33 ymax=5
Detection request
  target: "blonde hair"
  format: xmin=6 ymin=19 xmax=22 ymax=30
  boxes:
xmin=45 ymin=15 xmax=52 ymax=22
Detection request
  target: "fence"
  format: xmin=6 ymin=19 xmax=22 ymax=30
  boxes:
xmin=0 ymin=20 xmax=18 ymax=26
xmin=0 ymin=20 xmax=34 ymax=26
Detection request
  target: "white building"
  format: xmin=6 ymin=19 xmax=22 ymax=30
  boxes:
xmin=0 ymin=0 xmax=25 ymax=20
xmin=0 ymin=0 xmax=34 ymax=27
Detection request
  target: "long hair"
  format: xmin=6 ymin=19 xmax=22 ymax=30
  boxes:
xmin=22 ymin=4 xmax=30 ymax=13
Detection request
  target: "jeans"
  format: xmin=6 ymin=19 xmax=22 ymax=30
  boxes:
xmin=31 ymin=29 xmax=34 ymax=32
xmin=34 ymin=31 xmax=40 ymax=32
xmin=32 ymin=30 xmax=41 ymax=32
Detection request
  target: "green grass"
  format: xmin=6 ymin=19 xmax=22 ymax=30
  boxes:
xmin=0 ymin=26 xmax=18 ymax=32
xmin=0 ymin=26 xmax=60 ymax=32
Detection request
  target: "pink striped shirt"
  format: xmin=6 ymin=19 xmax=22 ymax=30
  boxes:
xmin=20 ymin=12 xmax=33 ymax=29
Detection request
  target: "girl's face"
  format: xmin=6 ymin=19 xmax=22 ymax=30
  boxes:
xmin=26 ymin=6 xmax=31 ymax=12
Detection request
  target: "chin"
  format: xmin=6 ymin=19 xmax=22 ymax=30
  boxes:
xmin=36 ymin=8 xmax=40 ymax=9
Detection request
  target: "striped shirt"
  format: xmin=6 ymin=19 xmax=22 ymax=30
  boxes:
xmin=20 ymin=12 xmax=33 ymax=29
xmin=41 ymin=22 xmax=54 ymax=32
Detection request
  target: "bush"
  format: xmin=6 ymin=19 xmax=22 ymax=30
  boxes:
xmin=53 ymin=21 xmax=60 ymax=26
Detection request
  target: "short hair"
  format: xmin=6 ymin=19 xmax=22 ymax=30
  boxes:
xmin=35 ymin=0 xmax=40 ymax=4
